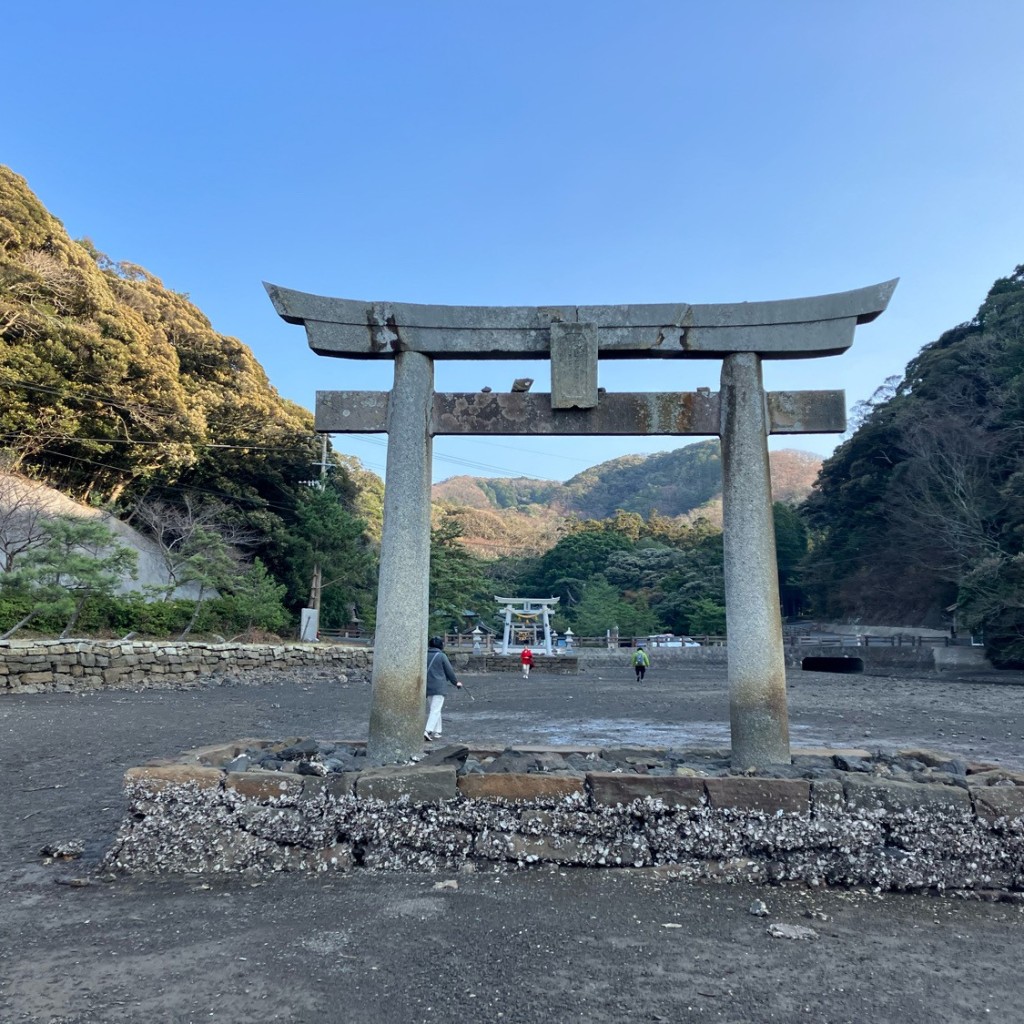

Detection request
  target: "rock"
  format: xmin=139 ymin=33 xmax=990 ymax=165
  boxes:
xmin=486 ymin=749 xmax=541 ymax=774
xmin=749 ymin=763 xmax=807 ymax=780
xmin=898 ymin=747 xmax=960 ymax=768
xmin=223 ymin=755 xmax=250 ymax=772
xmin=790 ymin=754 xmax=837 ymax=771
xmin=768 ymin=923 xmax=819 ymax=940
xmin=704 ymin=777 xmax=810 ymax=815
xmin=459 ymin=772 xmax=584 ymax=803
xmin=433 ymin=879 xmax=458 ymax=890
xmin=419 ymin=744 xmax=471 ymax=770
xmin=41 ymin=839 xmax=84 ymax=860
xmin=566 ymin=753 xmax=614 ymax=773
xmin=587 ymin=772 xmax=704 ymax=809
xmin=276 ymin=738 xmax=319 ymax=761
xmin=970 ymin=785 xmax=1024 ymax=823
xmin=534 ymin=751 xmax=572 ymax=773
xmin=355 ymin=764 xmax=458 ymax=804
xmin=748 ymin=899 xmax=768 ymax=917
xmin=843 ymin=774 xmax=971 ymax=814
xmin=601 ymin=746 xmax=670 ymax=762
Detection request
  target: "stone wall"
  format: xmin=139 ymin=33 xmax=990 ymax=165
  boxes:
xmin=103 ymin=740 xmax=1024 ymax=892
xmin=577 ymin=643 xmax=991 ymax=674
xmin=454 ymin=653 xmax=580 ymax=674
xmin=575 ymin=646 xmax=728 ymax=667
xmin=784 ymin=643 xmax=993 ymax=673
xmin=0 ymin=639 xmax=370 ymax=694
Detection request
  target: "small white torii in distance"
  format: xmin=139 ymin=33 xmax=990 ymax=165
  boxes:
xmin=495 ymin=597 xmax=559 ymax=656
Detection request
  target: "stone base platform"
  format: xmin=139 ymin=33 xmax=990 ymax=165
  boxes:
xmin=102 ymin=738 xmax=1024 ymax=893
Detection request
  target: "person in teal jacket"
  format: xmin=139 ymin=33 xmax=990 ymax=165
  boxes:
xmin=632 ymin=644 xmax=650 ymax=682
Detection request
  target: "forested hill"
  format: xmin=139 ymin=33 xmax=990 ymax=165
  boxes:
xmin=0 ymin=165 xmax=383 ymax=624
xmin=0 ymin=165 xmax=318 ymax=507
xmin=433 ymin=442 xmax=822 ymax=520
xmin=800 ymin=264 xmax=1024 ymax=663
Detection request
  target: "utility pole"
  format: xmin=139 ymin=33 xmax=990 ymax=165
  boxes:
xmin=300 ymin=433 xmax=329 ymax=642
xmin=310 ymin=564 xmax=322 ymax=611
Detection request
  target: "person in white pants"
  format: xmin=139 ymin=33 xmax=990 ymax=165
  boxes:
xmin=424 ymin=635 xmax=462 ymax=741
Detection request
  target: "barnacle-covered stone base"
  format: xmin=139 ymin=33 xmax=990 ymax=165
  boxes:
xmin=101 ymin=739 xmax=1024 ymax=892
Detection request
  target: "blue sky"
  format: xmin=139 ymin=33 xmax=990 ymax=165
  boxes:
xmin=6 ymin=1 xmax=1023 ymax=483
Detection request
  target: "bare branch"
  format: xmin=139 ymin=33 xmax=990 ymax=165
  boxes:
xmin=0 ymin=473 xmax=57 ymax=572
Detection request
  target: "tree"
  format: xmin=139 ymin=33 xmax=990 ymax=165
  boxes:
xmin=176 ymin=526 xmax=239 ymax=639
xmin=219 ymin=558 xmax=290 ymax=636
xmin=1 ymin=516 xmax=137 ymax=638
xmin=526 ymin=525 xmax=634 ymax=596
xmin=685 ymin=596 xmax=727 ymax=636
xmin=132 ymin=495 xmax=256 ymax=599
xmin=957 ymin=553 xmax=1024 ymax=666
xmin=0 ymin=472 xmax=53 ymax=572
xmin=800 ymin=263 xmax=1024 ymax=636
xmin=429 ymin=513 xmax=490 ymax=634
xmin=773 ymin=502 xmax=809 ymax=619
xmin=604 ymin=544 xmax=688 ymax=594
xmin=650 ymin=528 xmax=725 ymax=635
xmin=282 ymin=482 xmax=377 ymax=629
xmin=570 ymin=576 xmax=659 ymax=638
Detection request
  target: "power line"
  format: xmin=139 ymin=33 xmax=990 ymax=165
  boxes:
xmin=0 ymin=433 xmax=317 ymax=455
xmin=10 ymin=446 xmax=313 ymax=515
xmin=0 ymin=374 xmax=180 ymax=417
xmin=346 ymin=433 xmax=553 ymax=480
xmin=2 ymin=373 xmax=563 ymax=480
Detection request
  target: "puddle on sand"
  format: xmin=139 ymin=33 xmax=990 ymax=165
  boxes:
xmin=445 ymin=710 xmax=723 ymax=748
xmin=537 ymin=718 xmax=732 ymax=747
xmin=446 ymin=710 xmax=1024 ymax=767
xmin=449 ymin=712 xmax=829 ymax=750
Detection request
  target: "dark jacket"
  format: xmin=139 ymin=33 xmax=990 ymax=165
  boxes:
xmin=426 ymin=648 xmax=459 ymax=696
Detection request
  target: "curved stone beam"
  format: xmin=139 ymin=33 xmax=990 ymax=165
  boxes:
xmin=265 ymin=280 xmax=897 ymax=361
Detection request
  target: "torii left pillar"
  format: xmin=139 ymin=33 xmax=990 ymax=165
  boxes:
xmin=367 ymin=351 xmax=434 ymax=762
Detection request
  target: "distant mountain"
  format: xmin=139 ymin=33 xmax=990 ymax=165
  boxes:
xmin=430 ymin=476 xmax=561 ymax=511
xmin=432 ymin=440 xmax=822 ymax=555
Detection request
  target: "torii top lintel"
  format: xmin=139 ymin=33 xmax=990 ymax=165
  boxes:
xmin=264 ymin=280 xmax=898 ymax=362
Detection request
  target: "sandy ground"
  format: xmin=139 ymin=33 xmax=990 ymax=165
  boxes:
xmin=2 ymin=661 xmax=1024 ymax=1024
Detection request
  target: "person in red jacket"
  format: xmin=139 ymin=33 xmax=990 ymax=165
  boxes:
xmin=520 ymin=647 xmax=534 ymax=679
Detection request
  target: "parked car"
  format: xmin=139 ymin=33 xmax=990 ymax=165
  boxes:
xmin=645 ymin=634 xmax=701 ymax=648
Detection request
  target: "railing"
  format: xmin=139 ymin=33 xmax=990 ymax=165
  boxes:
xmin=441 ymin=634 xmax=726 ymax=651
xmin=786 ymin=634 xmax=979 ymax=648
xmin=317 ymin=628 xmax=372 ymax=646
xmin=319 ymin=630 xmax=978 ymax=651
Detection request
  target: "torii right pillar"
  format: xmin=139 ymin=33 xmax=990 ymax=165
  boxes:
xmin=720 ymin=352 xmax=789 ymax=766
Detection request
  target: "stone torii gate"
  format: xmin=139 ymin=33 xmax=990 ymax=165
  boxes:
xmin=267 ymin=280 xmax=896 ymax=766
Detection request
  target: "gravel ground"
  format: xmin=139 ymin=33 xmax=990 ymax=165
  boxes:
xmin=2 ymin=661 xmax=1024 ymax=1024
